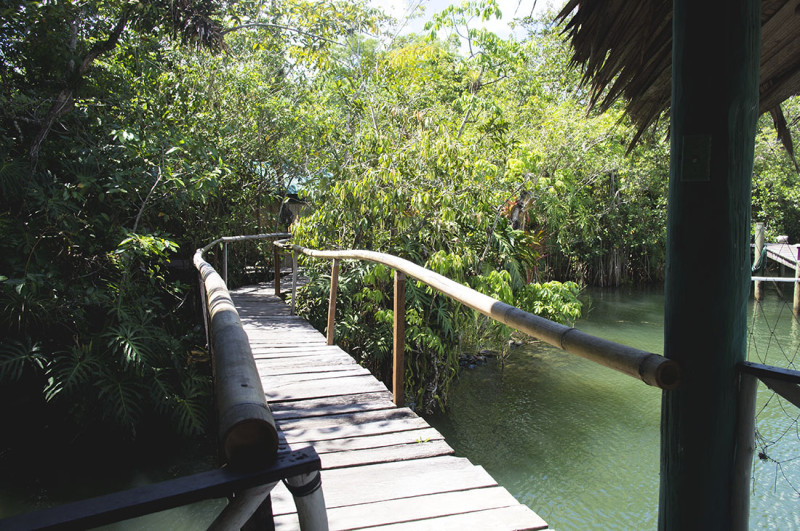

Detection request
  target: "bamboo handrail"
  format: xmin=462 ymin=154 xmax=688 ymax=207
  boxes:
xmin=194 ymin=232 xmax=289 ymax=469
xmin=275 ymin=241 xmax=680 ymax=390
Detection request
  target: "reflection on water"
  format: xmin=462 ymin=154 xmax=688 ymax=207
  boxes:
xmin=427 ymin=286 xmax=800 ymax=530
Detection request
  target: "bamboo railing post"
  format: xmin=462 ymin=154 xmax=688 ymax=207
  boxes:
xmin=223 ymin=241 xmax=229 ymax=286
xmin=274 ymin=245 xmax=281 ymax=297
xmin=327 ymin=259 xmax=339 ymax=346
xmin=754 ymin=222 xmax=765 ymax=300
xmin=199 ymin=272 xmax=211 ymax=351
xmin=393 ymin=270 xmax=406 ymax=407
xmin=731 ymin=372 xmax=758 ymax=531
xmin=285 ymin=471 xmax=328 ymax=531
xmin=291 ymin=251 xmax=298 ymax=316
xmin=794 ymin=246 xmax=799 ymax=316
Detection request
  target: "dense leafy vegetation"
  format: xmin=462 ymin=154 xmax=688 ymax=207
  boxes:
xmin=1 ymin=0 xmax=798 ymax=440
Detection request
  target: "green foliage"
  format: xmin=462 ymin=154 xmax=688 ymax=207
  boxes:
xmin=752 ymin=98 xmax=800 ymax=242
xmin=2 ymin=0 xmax=797 ymax=439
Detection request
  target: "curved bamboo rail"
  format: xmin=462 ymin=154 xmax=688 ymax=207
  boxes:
xmin=275 ymin=241 xmax=680 ymax=390
xmin=194 ymin=233 xmax=289 ymax=469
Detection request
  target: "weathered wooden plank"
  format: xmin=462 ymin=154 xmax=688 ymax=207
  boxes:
xmin=255 ymin=354 xmax=359 ymax=371
xmin=263 ymin=367 xmax=372 ymax=385
xmin=243 ymin=324 xmax=321 ymax=334
xmin=279 ymin=415 xmax=431 ymax=444
xmin=276 ymin=407 xmax=419 ymax=433
xmin=238 ymin=315 xmax=313 ymax=323
xmin=288 ymin=427 xmax=444 ymax=454
xmin=251 ymin=346 xmax=347 ymax=358
xmin=274 ymin=487 xmax=543 ymax=530
xmin=269 ymin=392 xmax=395 ymax=420
xmin=364 ymin=505 xmax=549 ymax=531
xmin=250 ymin=341 xmax=330 ymax=350
xmin=257 ymin=362 xmax=367 ymax=378
xmin=247 ymin=333 xmax=325 ymax=340
xmin=316 ymin=439 xmax=454 ymax=469
xmin=263 ymin=374 xmax=389 ymax=402
xmin=269 ymin=456 xmax=499 ymax=514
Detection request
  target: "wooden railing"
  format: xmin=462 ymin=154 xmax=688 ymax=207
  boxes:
xmin=195 ymin=234 xmax=290 ymax=468
xmin=273 ymin=240 xmax=681 ymax=409
xmin=195 ymin=232 xmax=327 ymax=530
xmin=0 ymin=232 xmax=325 ymax=531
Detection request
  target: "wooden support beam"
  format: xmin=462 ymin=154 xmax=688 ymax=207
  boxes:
xmin=794 ymin=246 xmax=799 ymax=316
xmin=291 ymin=251 xmax=298 ymax=316
xmin=393 ymin=270 xmax=406 ymax=407
xmin=760 ymin=377 xmax=800 ymax=409
xmin=327 ymin=259 xmax=339 ymax=346
xmin=223 ymin=241 xmax=229 ymax=286
xmin=659 ymin=0 xmax=760 ymax=529
xmin=274 ymin=246 xmax=281 ymax=297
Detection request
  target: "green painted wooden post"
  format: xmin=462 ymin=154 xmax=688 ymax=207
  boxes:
xmin=659 ymin=1 xmax=760 ymax=529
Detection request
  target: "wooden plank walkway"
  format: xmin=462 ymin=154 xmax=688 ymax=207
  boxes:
xmin=765 ymin=242 xmax=799 ymax=269
xmin=230 ymin=284 xmax=549 ymax=530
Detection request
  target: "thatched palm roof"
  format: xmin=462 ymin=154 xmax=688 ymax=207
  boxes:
xmin=557 ymin=0 xmax=800 ymax=155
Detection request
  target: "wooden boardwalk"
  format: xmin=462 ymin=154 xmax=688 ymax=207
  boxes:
xmin=765 ymin=242 xmax=799 ymax=269
xmin=230 ymin=284 xmax=549 ymax=530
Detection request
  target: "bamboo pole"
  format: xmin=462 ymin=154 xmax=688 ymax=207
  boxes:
xmin=291 ymin=251 xmax=298 ymax=316
xmin=393 ymin=271 xmax=406 ymax=407
xmin=754 ymin=222 xmax=765 ymax=300
xmin=285 ymin=472 xmax=328 ymax=531
xmin=223 ymin=241 xmax=229 ymax=286
xmin=327 ymin=260 xmax=339 ymax=346
xmin=794 ymin=246 xmax=799 ymax=316
xmin=274 ymin=246 xmax=281 ymax=297
xmin=273 ymin=242 xmax=679 ymax=390
xmin=198 ymin=271 xmax=210 ymax=351
xmin=194 ymin=249 xmax=279 ymax=469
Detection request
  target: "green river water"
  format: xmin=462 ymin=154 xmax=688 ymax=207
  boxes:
xmin=427 ymin=286 xmax=800 ymax=530
xmin=1 ymin=287 xmax=798 ymax=529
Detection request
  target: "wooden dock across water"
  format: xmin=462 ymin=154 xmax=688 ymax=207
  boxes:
xmin=230 ymin=284 xmax=549 ymax=530
xmin=765 ymin=242 xmax=800 ymax=269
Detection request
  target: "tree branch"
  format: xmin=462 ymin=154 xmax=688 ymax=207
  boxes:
xmin=222 ymin=22 xmax=338 ymax=45
xmin=29 ymin=9 xmax=130 ymax=172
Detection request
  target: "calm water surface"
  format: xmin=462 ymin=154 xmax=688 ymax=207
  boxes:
xmin=426 ymin=286 xmax=800 ymax=530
